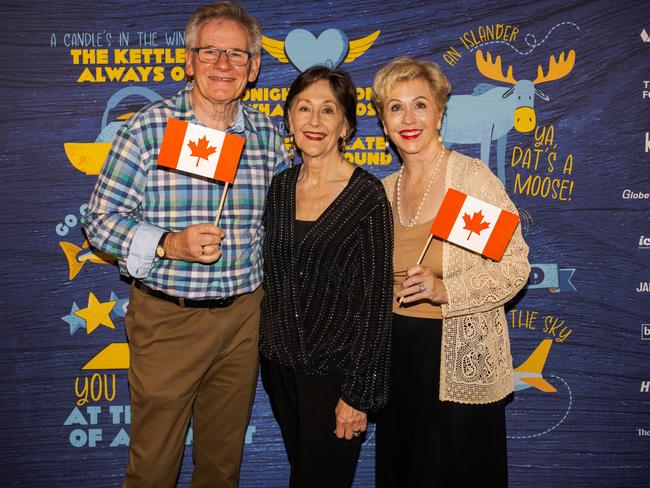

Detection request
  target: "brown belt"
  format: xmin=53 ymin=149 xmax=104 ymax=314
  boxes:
xmin=134 ymin=281 xmax=238 ymax=308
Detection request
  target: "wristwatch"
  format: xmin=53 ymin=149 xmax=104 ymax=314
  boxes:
xmin=155 ymin=232 xmax=170 ymax=259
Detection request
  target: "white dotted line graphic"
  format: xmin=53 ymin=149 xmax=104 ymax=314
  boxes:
xmin=507 ymin=374 xmax=572 ymax=439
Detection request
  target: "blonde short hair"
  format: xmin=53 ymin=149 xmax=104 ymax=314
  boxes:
xmin=372 ymin=57 xmax=451 ymax=121
xmin=185 ymin=1 xmax=262 ymax=55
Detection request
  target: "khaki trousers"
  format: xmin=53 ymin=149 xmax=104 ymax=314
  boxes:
xmin=123 ymin=285 xmax=263 ymax=488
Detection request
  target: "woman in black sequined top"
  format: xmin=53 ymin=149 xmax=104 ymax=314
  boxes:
xmin=259 ymin=66 xmax=393 ymax=488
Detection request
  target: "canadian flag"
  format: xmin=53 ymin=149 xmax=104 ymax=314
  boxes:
xmin=430 ymin=188 xmax=520 ymax=261
xmin=157 ymin=118 xmax=245 ymax=183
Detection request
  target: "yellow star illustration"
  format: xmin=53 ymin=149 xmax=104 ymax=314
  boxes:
xmin=74 ymin=292 xmax=116 ymax=334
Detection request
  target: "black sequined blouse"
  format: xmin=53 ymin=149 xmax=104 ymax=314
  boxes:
xmin=260 ymin=165 xmax=393 ymax=412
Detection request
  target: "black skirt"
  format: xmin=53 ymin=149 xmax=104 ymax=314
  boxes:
xmin=375 ymin=313 xmax=508 ymax=488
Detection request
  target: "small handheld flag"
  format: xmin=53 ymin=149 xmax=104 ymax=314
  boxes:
xmin=157 ymin=118 xmax=244 ymax=183
xmin=157 ymin=118 xmax=245 ymax=225
xmin=429 ymin=188 xmax=520 ymax=261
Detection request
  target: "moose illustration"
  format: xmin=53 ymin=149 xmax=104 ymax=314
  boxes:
xmin=441 ymin=49 xmax=576 ymax=183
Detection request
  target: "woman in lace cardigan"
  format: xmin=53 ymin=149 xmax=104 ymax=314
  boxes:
xmin=372 ymin=57 xmax=530 ymax=487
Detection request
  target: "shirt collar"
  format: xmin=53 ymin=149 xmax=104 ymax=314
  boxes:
xmin=176 ymin=82 xmax=257 ymax=134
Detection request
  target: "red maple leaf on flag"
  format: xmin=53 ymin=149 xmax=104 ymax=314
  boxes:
xmin=462 ymin=210 xmax=491 ymax=240
xmin=187 ymin=135 xmax=217 ymax=167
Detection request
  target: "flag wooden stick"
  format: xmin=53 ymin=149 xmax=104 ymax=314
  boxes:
xmin=415 ymin=234 xmax=434 ymax=266
xmin=214 ymin=182 xmax=230 ymax=226
xmin=398 ymin=234 xmax=434 ymax=306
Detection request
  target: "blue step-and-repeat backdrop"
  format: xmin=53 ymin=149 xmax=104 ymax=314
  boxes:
xmin=1 ymin=0 xmax=649 ymax=486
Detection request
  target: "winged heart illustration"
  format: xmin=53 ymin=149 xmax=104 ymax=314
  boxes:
xmin=284 ymin=29 xmax=349 ymax=71
xmin=262 ymin=29 xmax=380 ymax=73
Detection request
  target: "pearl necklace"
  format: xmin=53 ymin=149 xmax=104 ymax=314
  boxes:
xmin=395 ymin=146 xmax=446 ymax=228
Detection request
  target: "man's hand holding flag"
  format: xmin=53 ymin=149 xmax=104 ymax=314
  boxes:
xmin=155 ymin=118 xmax=245 ymax=263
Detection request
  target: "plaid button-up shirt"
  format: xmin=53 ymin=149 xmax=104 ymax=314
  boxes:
xmin=83 ymin=82 xmax=290 ymax=299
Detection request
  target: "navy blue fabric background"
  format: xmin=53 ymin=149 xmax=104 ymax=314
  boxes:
xmin=1 ymin=0 xmax=649 ymax=486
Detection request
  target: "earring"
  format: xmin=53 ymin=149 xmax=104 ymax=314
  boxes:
xmin=437 ymin=130 xmax=442 ymax=143
xmin=287 ymin=133 xmax=295 ymax=161
xmin=338 ymin=135 xmax=349 ymax=154
xmin=384 ymin=132 xmax=390 ymax=153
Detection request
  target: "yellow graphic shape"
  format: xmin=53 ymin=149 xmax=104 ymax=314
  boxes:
xmin=60 ymin=240 xmax=116 ymax=280
xmin=82 ymin=343 xmax=130 ymax=370
xmin=515 ymin=338 xmax=551 ymax=372
xmin=64 ymin=142 xmax=111 ymax=175
xmin=262 ymin=30 xmax=380 ymax=65
xmin=74 ymin=292 xmax=116 ymax=334
xmin=514 ymin=338 xmax=557 ymax=393
xmin=520 ymin=376 xmax=557 ymax=393
xmin=514 ymin=106 xmax=536 ymax=133
xmin=532 ymin=50 xmax=576 ymax=85
xmin=261 ymin=35 xmax=288 ymax=63
xmin=343 ymin=30 xmax=380 ymax=62
xmin=64 ymin=112 xmax=133 ymax=175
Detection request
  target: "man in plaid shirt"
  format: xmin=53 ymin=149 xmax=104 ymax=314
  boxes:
xmin=82 ymin=2 xmax=289 ymax=487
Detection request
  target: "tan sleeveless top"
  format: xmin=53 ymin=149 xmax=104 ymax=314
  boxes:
xmin=391 ymin=201 xmax=443 ymax=319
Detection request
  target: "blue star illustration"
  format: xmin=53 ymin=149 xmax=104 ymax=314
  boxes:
xmin=110 ymin=292 xmax=129 ymax=318
xmin=61 ymin=302 xmax=87 ymax=335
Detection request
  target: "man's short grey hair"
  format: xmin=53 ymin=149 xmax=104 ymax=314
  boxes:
xmin=185 ymin=1 xmax=262 ymax=56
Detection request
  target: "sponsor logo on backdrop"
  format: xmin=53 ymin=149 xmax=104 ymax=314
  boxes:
xmin=641 ymin=381 xmax=650 ymax=392
xmin=638 ymin=428 xmax=650 ymax=436
xmin=637 ymin=282 xmax=650 ymax=292
xmin=641 ymin=29 xmax=650 ymax=43
xmin=641 ymin=324 xmax=650 ymax=340
xmin=262 ymin=28 xmax=379 ymax=72
xmin=622 ymin=189 xmax=650 ymax=200
xmin=507 ymin=309 xmax=574 ymax=438
xmin=646 ymin=132 xmax=650 ymax=152
xmin=639 ymin=236 xmax=650 ymax=249
xmin=644 ymin=81 xmax=650 ymax=98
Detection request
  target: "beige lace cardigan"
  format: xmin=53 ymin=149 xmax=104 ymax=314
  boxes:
xmin=383 ymin=151 xmax=531 ymax=404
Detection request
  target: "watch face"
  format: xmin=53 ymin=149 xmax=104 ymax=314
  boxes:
xmin=156 ymin=232 xmax=168 ymax=258
xmin=156 ymin=245 xmax=165 ymax=258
